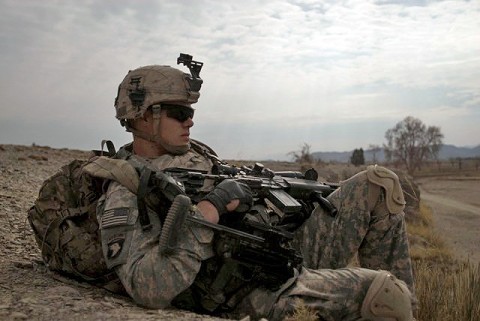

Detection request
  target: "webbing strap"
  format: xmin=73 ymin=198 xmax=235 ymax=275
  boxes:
xmin=137 ymin=167 xmax=153 ymax=230
xmin=91 ymin=140 xmax=117 ymax=157
xmin=101 ymin=140 xmax=116 ymax=156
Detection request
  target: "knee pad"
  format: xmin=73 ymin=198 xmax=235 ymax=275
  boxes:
xmin=361 ymin=271 xmax=413 ymax=321
xmin=366 ymin=165 xmax=406 ymax=214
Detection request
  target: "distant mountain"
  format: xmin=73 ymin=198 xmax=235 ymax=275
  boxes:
xmin=437 ymin=144 xmax=480 ymax=159
xmin=311 ymin=144 xmax=480 ymax=163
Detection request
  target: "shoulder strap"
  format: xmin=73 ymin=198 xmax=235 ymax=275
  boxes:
xmin=137 ymin=167 xmax=154 ymax=231
xmin=82 ymin=157 xmax=139 ymax=194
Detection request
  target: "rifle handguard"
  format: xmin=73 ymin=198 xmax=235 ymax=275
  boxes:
xmin=159 ymin=194 xmax=192 ymax=255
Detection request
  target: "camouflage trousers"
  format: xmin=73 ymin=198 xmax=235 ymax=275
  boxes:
xmin=228 ymin=266 xmax=379 ymax=321
xmin=294 ymin=169 xmax=414 ymax=292
xmin=227 ymin=169 xmax=415 ymax=320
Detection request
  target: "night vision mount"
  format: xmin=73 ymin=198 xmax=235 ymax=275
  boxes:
xmin=177 ymin=53 xmax=203 ymax=92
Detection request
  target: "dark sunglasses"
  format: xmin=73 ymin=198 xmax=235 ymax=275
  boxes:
xmin=162 ymin=104 xmax=195 ymax=122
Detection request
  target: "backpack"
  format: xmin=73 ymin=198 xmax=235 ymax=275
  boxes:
xmin=27 ymin=141 xmax=139 ymax=283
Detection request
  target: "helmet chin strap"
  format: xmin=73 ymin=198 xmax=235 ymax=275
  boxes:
xmin=124 ymin=105 xmax=190 ymax=156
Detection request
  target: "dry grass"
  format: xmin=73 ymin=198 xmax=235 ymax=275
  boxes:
xmin=284 ymin=299 xmax=319 ymax=321
xmin=409 ymin=203 xmax=480 ymax=321
xmin=414 ymin=260 xmax=480 ymax=321
xmin=407 ymin=202 xmax=452 ymax=261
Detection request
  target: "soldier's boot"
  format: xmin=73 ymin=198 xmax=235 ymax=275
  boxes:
xmin=361 ymin=271 xmax=414 ymax=321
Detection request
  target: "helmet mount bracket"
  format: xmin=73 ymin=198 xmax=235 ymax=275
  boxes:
xmin=177 ymin=53 xmax=203 ymax=92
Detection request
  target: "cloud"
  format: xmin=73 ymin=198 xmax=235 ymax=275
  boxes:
xmin=0 ymin=0 xmax=479 ymax=159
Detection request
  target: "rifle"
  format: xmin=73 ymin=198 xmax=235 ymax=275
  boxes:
xmin=164 ymin=162 xmax=339 ymax=223
xmin=144 ymin=162 xmax=339 ymax=288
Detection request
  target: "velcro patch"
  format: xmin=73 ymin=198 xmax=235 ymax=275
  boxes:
xmin=101 ymin=208 xmax=130 ymax=228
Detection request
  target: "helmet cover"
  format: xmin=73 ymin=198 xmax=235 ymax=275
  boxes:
xmin=114 ymin=65 xmax=200 ymax=120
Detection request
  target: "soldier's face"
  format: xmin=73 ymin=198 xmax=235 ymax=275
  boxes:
xmin=157 ymin=106 xmax=194 ymax=147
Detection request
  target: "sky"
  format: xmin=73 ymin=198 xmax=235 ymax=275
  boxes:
xmin=1 ymin=0 xmax=479 ymax=160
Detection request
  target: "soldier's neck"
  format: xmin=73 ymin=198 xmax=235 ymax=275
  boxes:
xmin=132 ymin=137 xmax=168 ymax=158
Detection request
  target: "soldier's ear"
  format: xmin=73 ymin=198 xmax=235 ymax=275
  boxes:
xmin=139 ymin=109 xmax=152 ymax=123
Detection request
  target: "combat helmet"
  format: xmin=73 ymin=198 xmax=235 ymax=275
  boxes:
xmin=114 ymin=53 xmax=203 ymax=122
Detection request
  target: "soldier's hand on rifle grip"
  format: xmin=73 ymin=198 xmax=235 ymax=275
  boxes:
xmin=202 ymin=179 xmax=253 ymax=216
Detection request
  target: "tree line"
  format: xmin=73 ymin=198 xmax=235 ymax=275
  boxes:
xmin=290 ymin=116 xmax=444 ymax=175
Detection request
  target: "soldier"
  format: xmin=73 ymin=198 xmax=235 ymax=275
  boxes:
xmin=96 ymin=56 xmax=415 ymax=320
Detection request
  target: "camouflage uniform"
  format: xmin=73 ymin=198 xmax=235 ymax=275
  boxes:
xmin=96 ymin=144 xmax=415 ymax=320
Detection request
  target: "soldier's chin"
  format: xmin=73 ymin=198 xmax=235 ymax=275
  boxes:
xmin=162 ymin=141 xmax=190 ymax=155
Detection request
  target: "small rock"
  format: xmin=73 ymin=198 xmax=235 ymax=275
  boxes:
xmin=101 ymin=301 xmax=116 ymax=309
xmin=45 ymin=285 xmax=82 ymax=298
xmin=28 ymin=154 xmax=48 ymax=161
xmin=10 ymin=312 xmax=29 ymax=320
xmin=20 ymin=297 xmax=38 ymax=304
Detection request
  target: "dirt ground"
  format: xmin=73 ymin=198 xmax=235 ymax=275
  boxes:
xmin=1 ymin=144 xmax=478 ymax=321
xmin=0 ymin=145 xmax=229 ymax=321
xmin=416 ymin=176 xmax=480 ymax=263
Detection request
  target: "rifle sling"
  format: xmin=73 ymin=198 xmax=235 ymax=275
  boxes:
xmin=137 ymin=167 xmax=153 ymax=231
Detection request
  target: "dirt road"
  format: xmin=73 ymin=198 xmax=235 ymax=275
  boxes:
xmin=416 ymin=176 xmax=480 ymax=263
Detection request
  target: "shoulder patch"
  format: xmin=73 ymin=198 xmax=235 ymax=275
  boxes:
xmin=107 ymin=233 xmax=125 ymax=260
xmin=106 ymin=233 xmax=126 ymax=259
xmin=102 ymin=227 xmax=133 ymax=268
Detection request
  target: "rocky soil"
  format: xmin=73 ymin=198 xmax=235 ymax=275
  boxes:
xmin=0 ymin=144 xmax=228 ymax=321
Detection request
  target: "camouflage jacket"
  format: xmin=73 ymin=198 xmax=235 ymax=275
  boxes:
xmin=96 ymin=142 xmax=298 ymax=316
xmin=96 ymin=143 xmax=218 ymax=308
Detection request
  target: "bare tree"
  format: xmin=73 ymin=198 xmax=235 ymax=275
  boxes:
xmin=288 ymin=143 xmax=314 ymax=164
xmin=384 ymin=116 xmax=443 ymax=174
